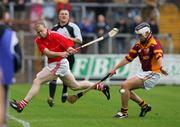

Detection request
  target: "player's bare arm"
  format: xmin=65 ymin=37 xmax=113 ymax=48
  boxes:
xmin=109 ymin=58 xmax=129 ymax=77
xmin=157 ymin=57 xmax=168 ymax=76
xmin=43 ymin=48 xmax=69 ymax=58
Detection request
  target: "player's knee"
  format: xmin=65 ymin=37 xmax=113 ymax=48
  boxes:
xmin=120 ymin=83 xmax=129 ymax=94
xmin=121 ymin=82 xmax=129 ymax=90
xmin=33 ymin=78 xmax=41 ymax=85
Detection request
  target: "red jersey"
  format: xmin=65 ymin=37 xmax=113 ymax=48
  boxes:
xmin=125 ymin=36 xmax=163 ymax=72
xmin=35 ymin=31 xmax=74 ymax=63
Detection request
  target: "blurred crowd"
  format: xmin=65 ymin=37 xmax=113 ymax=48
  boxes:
xmin=0 ymin=0 xmax=161 ymax=53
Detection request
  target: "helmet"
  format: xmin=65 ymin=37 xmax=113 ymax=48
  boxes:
xmin=135 ymin=22 xmax=151 ymax=38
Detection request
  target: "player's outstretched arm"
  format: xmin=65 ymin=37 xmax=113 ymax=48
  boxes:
xmin=157 ymin=57 xmax=168 ymax=76
xmin=160 ymin=67 xmax=168 ymax=76
xmin=109 ymin=58 xmax=129 ymax=77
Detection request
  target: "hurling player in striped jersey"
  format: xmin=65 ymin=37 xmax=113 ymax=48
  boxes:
xmin=109 ymin=22 xmax=168 ymax=118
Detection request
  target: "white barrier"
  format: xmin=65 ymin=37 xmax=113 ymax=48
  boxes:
xmin=158 ymin=55 xmax=180 ymax=84
xmin=73 ymin=54 xmax=180 ymax=85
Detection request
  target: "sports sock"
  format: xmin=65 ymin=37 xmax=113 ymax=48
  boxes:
xmin=49 ymin=80 xmax=57 ymax=99
xmin=121 ymin=107 xmax=128 ymax=115
xmin=139 ymin=100 xmax=148 ymax=108
xmin=95 ymin=83 xmax=104 ymax=91
xmin=18 ymin=99 xmax=28 ymax=109
xmin=62 ymin=84 xmax=68 ymax=94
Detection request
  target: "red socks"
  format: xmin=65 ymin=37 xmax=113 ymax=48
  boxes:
xmin=18 ymin=99 xmax=28 ymax=109
xmin=95 ymin=83 xmax=104 ymax=91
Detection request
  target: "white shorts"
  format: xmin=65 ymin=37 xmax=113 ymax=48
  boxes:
xmin=47 ymin=58 xmax=70 ymax=77
xmin=136 ymin=71 xmax=161 ymax=90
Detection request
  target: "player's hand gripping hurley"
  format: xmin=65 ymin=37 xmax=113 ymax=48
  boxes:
xmin=75 ymin=28 xmax=119 ymax=51
xmin=67 ymin=73 xmax=111 ymax=104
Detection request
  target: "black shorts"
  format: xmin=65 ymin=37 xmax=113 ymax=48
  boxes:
xmin=67 ymin=54 xmax=75 ymax=70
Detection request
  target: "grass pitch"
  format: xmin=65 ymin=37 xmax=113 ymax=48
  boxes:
xmin=8 ymin=84 xmax=180 ymax=127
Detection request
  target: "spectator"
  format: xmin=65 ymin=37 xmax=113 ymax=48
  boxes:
xmin=0 ymin=5 xmax=22 ymax=126
xmin=79 ymin=17 xmax=95 ymax=53
xmin=129 ymin=15 xmax=143 ymax=34
xmin=14 ymin=0 xmax=26 ymax=20
xmin=149 ymin=18 xmax=159 ymax=35
xmin=2 ymin=0 xmax=11 ymax=26
xmin=69 ymin=16 xmax=76 ymax=23
xmin=129 ymin=15 xmax=143 ymax=47
xmin=94 ymin=1 xmax=110 ymax=18
xmin=114 ymin=17 xmax=128 ymax=53
xmin=2 ymin=0 xmax=10 ymax=10
xmin=14 ymin=0 xmax=26 ymax=30
xmin=43 ymin=0 xmax=56 ymax=22
xmin=30 ymin=0 xmax=44 ymax=32
xmin=95 ymin=14 xmax=110 ymax=53
xmin=83 ymin=0 xmax=111 ymax=19
xmin=79 ymin=17 xmax=94 ymax=34
xmin=42 ymin=0 xmax=55 ymax=29
xmin=54 ymin=0 xmax=72 ymax=13
xmin=141 ymin=0 xmax=160 ymax=24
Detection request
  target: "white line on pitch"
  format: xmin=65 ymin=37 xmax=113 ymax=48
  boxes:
xmin=8 ymin=114 xmax=30 ymax=127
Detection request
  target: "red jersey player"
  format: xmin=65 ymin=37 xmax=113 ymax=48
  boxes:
xmin=109 ymin=22 xmax=168 ymax=118
xmin=10 ymin=21 xmax=110 ymax=113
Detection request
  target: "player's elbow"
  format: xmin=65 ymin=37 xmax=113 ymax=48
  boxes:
xmin=75 ymin=38 xmax=82 ymax=44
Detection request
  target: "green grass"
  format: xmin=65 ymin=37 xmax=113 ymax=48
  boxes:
xmin=8 ymin=84 xmax=180 ymax=127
